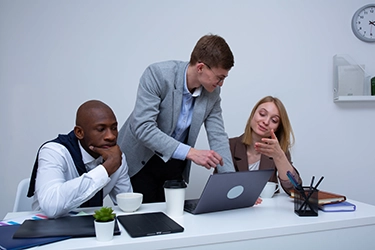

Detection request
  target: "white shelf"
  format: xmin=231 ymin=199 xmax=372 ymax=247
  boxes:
xmin=333 ymin=54 xmax=375 ymax=102
xmin=334 ymin=95 xmax=375 ymax=102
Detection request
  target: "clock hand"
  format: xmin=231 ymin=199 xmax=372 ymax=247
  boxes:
xmin=369 ymin=21 xmax=375 ymax=26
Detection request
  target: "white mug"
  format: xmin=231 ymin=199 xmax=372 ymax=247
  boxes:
xmin=260 ymin=182 xmax=279 ymax=198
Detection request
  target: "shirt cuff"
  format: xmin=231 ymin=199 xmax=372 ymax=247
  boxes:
xmin=172 ymin=143 xmax=191 ymax=160
xmin=87 ymin=164 xmax=110 ymax=187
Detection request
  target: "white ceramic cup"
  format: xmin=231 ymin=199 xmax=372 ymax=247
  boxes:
xmin=260 ymin=182 xmax=279 ymax=198
xmin=116 ymin=192 xmax=143 ymax=212
xmin=163 ymin=180 xmax=187 ymax=217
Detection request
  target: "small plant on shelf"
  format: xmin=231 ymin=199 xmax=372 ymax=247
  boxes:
xmin=93 ymin=206 xmax=115 ymax=222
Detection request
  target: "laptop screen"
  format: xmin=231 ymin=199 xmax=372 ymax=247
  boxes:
xmin=185 ymin=169 xmax=274 ymax=214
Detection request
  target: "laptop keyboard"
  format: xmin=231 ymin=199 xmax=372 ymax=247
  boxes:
xmin=184 ymin=200 xmax=198 ymax=212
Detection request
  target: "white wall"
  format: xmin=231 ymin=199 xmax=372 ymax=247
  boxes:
xmin=1 ymin=0 xmax=374 ymax=219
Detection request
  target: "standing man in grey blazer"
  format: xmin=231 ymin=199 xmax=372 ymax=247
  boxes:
xmin=118 ymin=34 xmax=235 ymax=203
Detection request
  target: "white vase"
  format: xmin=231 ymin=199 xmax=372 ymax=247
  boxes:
xmin=94 ymin=219 xmax=115 ymax=241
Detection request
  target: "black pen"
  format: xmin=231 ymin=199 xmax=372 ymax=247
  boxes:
xmin=307 ymin=176 xmax=315 ymax=199
xmin=302 ymin=176 xmax=324 ymax=212
xmin=314 ymin=176 xmax=324 ymax=190
xmin=309 ymin=176 xmax=315 ymax=190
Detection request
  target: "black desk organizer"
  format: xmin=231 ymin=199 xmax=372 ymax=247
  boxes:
xmin=294 ymin=187 xmax=318 ymax=217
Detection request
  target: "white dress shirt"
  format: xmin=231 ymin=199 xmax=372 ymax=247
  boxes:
xmin=33 ymin=142 xmax=132 ymax=218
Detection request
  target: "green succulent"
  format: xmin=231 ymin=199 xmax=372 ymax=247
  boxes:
xmin=93 ymin=206 xmax=115 ymax=222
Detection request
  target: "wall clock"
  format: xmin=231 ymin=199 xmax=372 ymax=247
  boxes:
xmin=351 ymin=4 xmax=375 ymax=42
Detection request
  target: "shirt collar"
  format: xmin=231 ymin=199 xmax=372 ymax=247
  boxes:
xmin=184 ymin=66 xmax=202 ymax=97
xmin=191 ymin=86 xmax=202 ymax=97
xmin=78 ymin=141 xmax=96 ymax=165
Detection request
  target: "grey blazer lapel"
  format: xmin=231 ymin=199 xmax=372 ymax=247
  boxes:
xmin=171 ymin=88 xmax=183 ymax=133
xmin=170 ymin=63 xmax=186 ymax=134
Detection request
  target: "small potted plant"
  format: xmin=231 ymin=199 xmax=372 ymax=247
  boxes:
xmin=93 ymin=206 xmax=116 ymax=241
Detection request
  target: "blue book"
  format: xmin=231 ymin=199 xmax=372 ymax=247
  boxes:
xmin=0 ymin=224 xmax=69 ymax=250
xmin=319 ymin=201 xmax=356 ymax=212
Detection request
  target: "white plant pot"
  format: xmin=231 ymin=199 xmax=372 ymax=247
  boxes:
xmin=94 ymin=219 xmax=115 ymax=241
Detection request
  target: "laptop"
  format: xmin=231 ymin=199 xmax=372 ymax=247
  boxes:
xmin=184 ymin=169 xmax=274 ymax=214
xmin=117 ymin=212 xmax=184 ymax=238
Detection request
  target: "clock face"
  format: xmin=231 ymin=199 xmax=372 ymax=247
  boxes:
xmin=351 ymin=4 xmax=375 ymax=42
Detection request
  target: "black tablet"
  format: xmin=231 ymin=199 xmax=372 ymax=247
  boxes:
xmin=117 ymin=212 xmax=184 ymax=238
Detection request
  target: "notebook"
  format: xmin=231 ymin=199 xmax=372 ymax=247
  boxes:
xmin=13 ymin=215 xmax=121 ymax=238
xmin=319 ymin=201 xmax=356 ymax=212
xmin=184 ymin=169 xmax=274 ymax=215
xmin=290 ymin=189 xmax=346 ymax=205
xmin=117 ymin=212 xmax=184 ymax=238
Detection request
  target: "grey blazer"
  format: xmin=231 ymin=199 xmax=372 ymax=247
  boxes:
xmin=118 ymin=60 xmax=235 ymax=182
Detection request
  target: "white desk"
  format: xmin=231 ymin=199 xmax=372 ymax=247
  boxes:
xmin=4 ymin=194 xmax=375 ymax=250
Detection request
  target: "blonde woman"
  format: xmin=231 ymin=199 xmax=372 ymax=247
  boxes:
xmin=229 ymin=96 xmax=302 ymax=195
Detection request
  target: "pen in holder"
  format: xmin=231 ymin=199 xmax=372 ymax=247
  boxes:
xmin=294 ymin=187 xmax=318 ymax=217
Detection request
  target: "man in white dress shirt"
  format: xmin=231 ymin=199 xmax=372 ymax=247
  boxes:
xmin=27 ymin=100 xmax=132 ymax=218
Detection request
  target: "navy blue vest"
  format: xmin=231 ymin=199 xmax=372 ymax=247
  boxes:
xmin=27 ymin=130 xmax=103 ymax=207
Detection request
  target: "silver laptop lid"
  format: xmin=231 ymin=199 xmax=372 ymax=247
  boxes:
xmin=186 ymin=169 xmax=273 ymax=214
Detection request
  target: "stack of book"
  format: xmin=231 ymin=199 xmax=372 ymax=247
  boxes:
xmin=291 ymin=190 xmax=356 ymax=212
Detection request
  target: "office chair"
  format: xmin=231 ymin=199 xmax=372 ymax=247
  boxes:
xmin=13 ymin=178 xmax=33 ymax=212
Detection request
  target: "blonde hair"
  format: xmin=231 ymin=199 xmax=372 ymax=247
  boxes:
xmin=242 ymin=96 xmax=294 ymax=152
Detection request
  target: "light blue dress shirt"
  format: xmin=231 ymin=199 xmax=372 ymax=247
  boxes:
xmin=171 ymin=67 xmax=202 ymax=160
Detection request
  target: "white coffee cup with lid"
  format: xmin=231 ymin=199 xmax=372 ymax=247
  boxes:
xmin=163 ymin=180 xmax=187 ymax=217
